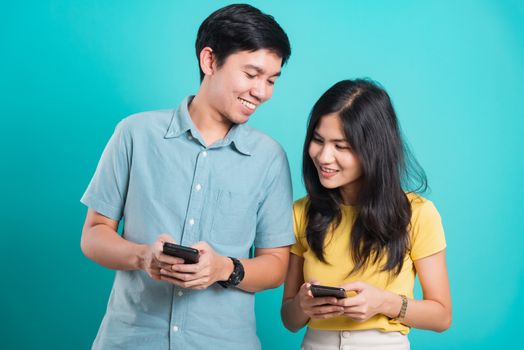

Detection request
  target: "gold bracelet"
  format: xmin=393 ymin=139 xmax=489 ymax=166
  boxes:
xmin=391 ymin=294 xmax=408 ymax=323
xmin=395 ymin=294 xmax=408 ymax=321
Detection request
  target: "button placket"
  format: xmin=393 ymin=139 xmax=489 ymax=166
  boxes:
xmin=340 ymin=330 xmax=351 ymax=349
xmin=180 ymin=148 xmax=210 ymax=246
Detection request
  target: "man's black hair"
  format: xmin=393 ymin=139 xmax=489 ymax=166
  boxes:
xmin=195 ymin=4 xmax=291 ymax=82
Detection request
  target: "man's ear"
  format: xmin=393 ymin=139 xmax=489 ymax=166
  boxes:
xmin=199 ymin=47 xmax=215 ymax=77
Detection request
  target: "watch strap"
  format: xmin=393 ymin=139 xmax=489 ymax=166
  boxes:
xmin=217 ymin=257 xmax=244 ymax=288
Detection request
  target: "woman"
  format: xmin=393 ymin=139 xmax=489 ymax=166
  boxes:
xmin=281 ymin=79 xmax=451 ymax=349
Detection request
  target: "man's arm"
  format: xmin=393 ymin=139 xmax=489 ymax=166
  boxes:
xmin=81 ymin=209 xmax=183 ymax=279
xmin=238 ymin=246 xmax=290 ymax=292
xmin=81 ymin=209 xmax=145 ymax=270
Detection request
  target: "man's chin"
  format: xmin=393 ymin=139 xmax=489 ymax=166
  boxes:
xmin=233 ymin=115 xmax=251 ymax=125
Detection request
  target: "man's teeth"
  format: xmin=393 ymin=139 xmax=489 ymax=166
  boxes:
xmin=239 ymin=98 xmax=256 ymax=110
xmin=321 ymin=167 xmax=337 ymax=173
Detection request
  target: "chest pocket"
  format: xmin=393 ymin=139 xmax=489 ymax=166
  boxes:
xmin=209 ymin=190 xmax=258 ymax=246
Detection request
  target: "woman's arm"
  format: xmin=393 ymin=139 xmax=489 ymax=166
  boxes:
xmin=397 ymin=249 xmax=452 ymax=331
xmin=280 ymin=253 xmax=344 ymax=332
xmin=337 ymin=249 xmax=452 ymax=332
xmin=281 ymin=253 xmax=309 ymax=332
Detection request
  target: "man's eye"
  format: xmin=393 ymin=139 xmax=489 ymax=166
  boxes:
xmin=245 ymin=72 xmax=256 ymax=79
xmin=267 ymin=80 xmax=275 ymax=86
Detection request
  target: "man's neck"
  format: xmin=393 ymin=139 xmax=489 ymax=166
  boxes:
xmin=188 ymin=92 xmax=233 ymax=147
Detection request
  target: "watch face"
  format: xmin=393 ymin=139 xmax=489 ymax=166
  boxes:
xmin=230 ymin=257 xmax=244 ymax=286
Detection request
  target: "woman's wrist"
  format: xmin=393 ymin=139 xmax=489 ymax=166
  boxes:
xmin=382 ymin=291 xmax=404 ymax=318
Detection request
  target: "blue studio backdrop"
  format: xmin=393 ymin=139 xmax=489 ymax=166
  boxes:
xmin=1 ymin=1 xmax=523 ymax=349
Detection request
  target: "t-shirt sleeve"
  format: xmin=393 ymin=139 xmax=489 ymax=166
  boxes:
xmin=80 ymin=121 xmax=131 ymax=221
xmin=253 ymin=149 xmax=295 ymax=248
xmin=410 ymin=199 xmax=447 ymax=260
xmin=290 ymin=198 xmax=307 ymax=257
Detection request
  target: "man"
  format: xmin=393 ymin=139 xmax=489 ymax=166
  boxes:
xmin=80 ymin=4 xmax=293 ymax=349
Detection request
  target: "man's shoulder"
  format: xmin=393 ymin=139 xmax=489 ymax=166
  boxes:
xmin=241 ymin=124 xmax=285 ymax=156
xmin=113 ymin=109 xmax=174 ymax=139
xmin=118 ymin=109 xmax=174 ymax=129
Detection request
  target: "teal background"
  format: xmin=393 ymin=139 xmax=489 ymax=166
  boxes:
xmin=1 ymin=0 xmax=523 ymax=349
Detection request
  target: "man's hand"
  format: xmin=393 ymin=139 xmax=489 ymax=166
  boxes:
xmin=140 ymin=234 xmax=184 ymax=280
xmin=159 ymin=241 xmax=233 ymax=290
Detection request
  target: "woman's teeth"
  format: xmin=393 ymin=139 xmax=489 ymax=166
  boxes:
xmin=321 ymin=167 xmax=337 ymax=173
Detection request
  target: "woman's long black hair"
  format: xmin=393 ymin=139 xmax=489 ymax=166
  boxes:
xmin=303 ymin=79 xmax=427 ymax=275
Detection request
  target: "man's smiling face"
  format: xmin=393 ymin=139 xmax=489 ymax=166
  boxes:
xmin=205 ymin=49 xmax=282 ymax=125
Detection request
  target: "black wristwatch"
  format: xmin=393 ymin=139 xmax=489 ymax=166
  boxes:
xmin=217 ymin=257 xmax=244 ymax=288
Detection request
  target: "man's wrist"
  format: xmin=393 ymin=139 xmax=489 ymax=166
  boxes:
xmin=135 ymin=244 xmax=149 ymax=271
xmin=217 ymin=257 xmax=245 ymax=288
xmin=220 ymin=255 xmax=234 ymax=281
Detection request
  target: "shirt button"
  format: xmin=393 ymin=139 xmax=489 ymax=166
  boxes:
xmin=178 ymin=290 xmax=183 ymax=297
xmin=342 ymin=331 xmax=350 ymax=338
xmin=195 ymin=184 xmax=202 ymax=192
xmin=189 ymin=218 xmax=195 ymax=226
xmin=172 ymin=325 xmax=179 ymax=332
xmin=202 ymin=151 xmax=208 ymax=157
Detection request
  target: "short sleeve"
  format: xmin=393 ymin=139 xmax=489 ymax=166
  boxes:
xmin=80 ymin=121 xmax=131 ymax=221
xmin=290 ymin=197 xmax=308 ymax=257
xmin=253 ymin=149 xmax=295 ymax=248
xmin=410 ymin=199 xmax=447 ymax=260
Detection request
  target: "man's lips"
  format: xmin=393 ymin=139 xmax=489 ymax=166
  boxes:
xmin=238 ymin=97 xmax=257 ymax=110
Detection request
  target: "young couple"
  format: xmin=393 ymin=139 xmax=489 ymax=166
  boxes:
xmin=81 ymin=4 xmax=451 ymax=349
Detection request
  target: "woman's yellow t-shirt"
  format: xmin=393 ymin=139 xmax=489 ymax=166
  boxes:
xmin=290 ymin=193 xmax=446 ymax=334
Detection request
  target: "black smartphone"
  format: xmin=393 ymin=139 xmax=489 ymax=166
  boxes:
xmin=310 ymin=284 xmax=346 ymax=299
xmin=163 ymin=242 xmax=199 ymax=264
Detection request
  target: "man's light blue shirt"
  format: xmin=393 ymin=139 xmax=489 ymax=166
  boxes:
xmin=81 ymin=97 xmax=294 ymax=349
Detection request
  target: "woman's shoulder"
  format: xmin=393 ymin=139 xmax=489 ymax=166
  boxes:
xmin=293 ymin=196 xmax=310 ymax=216
xmin=406 ymin=192 xmax=441 ymax=223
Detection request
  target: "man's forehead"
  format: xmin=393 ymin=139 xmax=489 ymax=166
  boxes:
xmin=242 ymin=63 xmax=281 ymax=77
xmin=225 ymin=49 xmax=282 ymax=73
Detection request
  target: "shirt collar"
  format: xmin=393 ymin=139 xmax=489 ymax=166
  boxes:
xmin=225 ymin=124 xmax=252 ymax=156
xmin=165 ymin=96 xmax=252 ymax=156
xmin=164 ymin=96 xmax=194 ymax=139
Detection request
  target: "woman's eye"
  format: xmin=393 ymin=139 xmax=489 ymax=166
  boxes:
xmin=335 ymin=144 xmax=350 ymax=150
xmin=312 ymin=137 xmax=324 ymax=144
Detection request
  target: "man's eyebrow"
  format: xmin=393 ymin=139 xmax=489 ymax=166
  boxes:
xmin=243 ymin=64 xmax=281 ymax=77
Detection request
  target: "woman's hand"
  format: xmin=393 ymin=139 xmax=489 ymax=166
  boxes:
xmin=297 ymin=281 xmax=345 ymax=319
xmin=336 ymin=281 xmax=394 ymax=322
